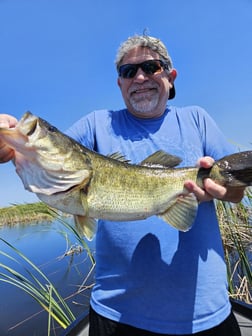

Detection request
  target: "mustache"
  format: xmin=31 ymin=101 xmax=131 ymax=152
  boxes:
xmin=129 ymin=84 xmax=158 ymax=94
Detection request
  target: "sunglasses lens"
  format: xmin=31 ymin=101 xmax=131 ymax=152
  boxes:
xmin=142 ymin=61 xmax=162 ymax=74
xmin=119 ymin=64 xmax=138 ymax=78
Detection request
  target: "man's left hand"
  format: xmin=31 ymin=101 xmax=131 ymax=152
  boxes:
xmin=184 ymin=156 xmax=245 ymax=203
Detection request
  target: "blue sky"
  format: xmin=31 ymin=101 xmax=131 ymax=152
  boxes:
xmin=0 ymin=0 xmax=251 ymax=206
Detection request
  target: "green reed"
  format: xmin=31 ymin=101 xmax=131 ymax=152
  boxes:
xmin=216 ymin=188 xmax=252 ymax=303
xmin=0 ymin=238 xmax=76 ymax=333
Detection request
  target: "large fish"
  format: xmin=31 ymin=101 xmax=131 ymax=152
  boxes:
xmin=0 ymin=112 xmax=251 ymax=239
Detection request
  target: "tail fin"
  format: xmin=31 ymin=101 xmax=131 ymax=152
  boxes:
xmin=216 ymin=151 xmax=252 ymax=187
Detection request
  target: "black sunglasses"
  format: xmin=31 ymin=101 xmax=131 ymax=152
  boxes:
xmin=118 ymin=59 xmax=169 ymax=79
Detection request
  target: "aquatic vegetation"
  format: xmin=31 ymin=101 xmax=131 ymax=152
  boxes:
xmin=0 ymin=202 xmax=57 ymax=226
xmin=0 ymin=238 xmax=76 ymax=334
xmin=216 ymin=188 xmax=252 ymax=303
xmin=0 ymin=208 xmax=95 ymax=334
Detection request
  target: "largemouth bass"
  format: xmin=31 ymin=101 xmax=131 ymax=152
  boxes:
xmin=0 ymin=112 xmax=251 ymax=239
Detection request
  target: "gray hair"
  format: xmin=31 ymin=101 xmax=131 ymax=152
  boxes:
xmin=115 ymin=34 xmax=173 ymax=71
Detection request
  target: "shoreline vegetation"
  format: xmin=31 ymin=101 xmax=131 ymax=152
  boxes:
xmin=0 ymin=202 xmax=62 ymax=225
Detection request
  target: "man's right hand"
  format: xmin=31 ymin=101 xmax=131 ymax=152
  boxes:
xmin=0 ymin=114 xmax=18 ymax=163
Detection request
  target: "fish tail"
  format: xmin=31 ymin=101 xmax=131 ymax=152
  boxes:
xmin=214 ymin=151 xmax=252 ymax=187
xmin=218 ymin=167 xmax=252 ymax=187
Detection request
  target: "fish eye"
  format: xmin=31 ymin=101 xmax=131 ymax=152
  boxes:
xmin=48 ymin=125 xmax=57 ymax=132
xmin=40 ymin=118 xmax=58 ymax=133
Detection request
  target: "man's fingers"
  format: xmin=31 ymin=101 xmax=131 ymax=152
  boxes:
xmin=184 ymin=180 xmax=213 ymax=203
xmin=196 ymin=156 xmax=215 ymax=168
xmin=0 ymin=114 xmax=18 ymax=128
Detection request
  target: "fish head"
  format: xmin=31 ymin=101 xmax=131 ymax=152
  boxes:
xmin=0 ymin=111 xmax=60 ymax=155
xmin=0 ymin=111 xmax=92 ymax=198
xmin=15 ymin=111 xmax=71 ymax=159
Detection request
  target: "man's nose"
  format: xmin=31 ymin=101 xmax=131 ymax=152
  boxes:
xmin=133 ymin=68 xmax=149 ymax=81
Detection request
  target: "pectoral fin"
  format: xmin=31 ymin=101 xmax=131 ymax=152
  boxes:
xmin=159 ymin=193 xmax=198 ymax=232
xmin=74 ymin=215 xmax=97 ymax=241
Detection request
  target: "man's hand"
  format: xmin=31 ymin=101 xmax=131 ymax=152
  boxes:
xmin=184 ymin=156 xmax=245 ymax=203
xmin=0 ymin=114 xmax=18 ymax=163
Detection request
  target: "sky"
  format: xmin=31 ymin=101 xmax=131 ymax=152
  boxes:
xmin=0 ymin=0 xmax=251 ymax=207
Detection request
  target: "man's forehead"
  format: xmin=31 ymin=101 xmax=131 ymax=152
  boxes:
xmin=121 ymin=46 xmax=160 ymax=64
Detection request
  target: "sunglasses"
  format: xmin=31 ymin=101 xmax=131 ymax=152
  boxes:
xmin=118 ymin=59 xmax=169 ymax=79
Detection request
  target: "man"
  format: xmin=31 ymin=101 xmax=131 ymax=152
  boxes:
xmin=0 ymin=34 xmax=244 ymax=335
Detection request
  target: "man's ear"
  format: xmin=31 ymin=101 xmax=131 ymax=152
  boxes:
xmin=117 ymin=77 xmax=122 ymax=88
xmin=168 ymin=69 xmax=177 ymax=84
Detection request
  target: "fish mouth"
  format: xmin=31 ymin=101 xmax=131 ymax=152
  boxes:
xmin=0 ymin=111 xmax=39 ymax=150
xmin=18 ymin=112 xmax=39 ymax=137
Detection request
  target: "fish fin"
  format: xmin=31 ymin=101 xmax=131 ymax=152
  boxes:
xmin=19 ymin=164 xmax=91 ymax=196
xmin=74 ymin=215 xmax=97 ymax=241
xmin=141 ymin=150 xmax=182 ymax=168
xmin=215 ymin=150 xmax=252 ymax=187
xmin=158 ymin=193 xmax=198 ymax=232
xmin=73 ymin=190 xmax=96 ymax=241
xmin=109 ymin=152 xmax=131 ymax=163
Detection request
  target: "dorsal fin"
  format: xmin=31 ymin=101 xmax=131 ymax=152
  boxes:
xmin=109 ymin=152 xmax=131 ymax=163
xmin=140 ymin=150 xmax=182 ymax=168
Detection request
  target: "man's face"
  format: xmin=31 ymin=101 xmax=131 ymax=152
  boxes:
xmin=117 ymin=46 xmax=176 ymax=119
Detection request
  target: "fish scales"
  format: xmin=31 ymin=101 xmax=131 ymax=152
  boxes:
xmin=87 ymin=158 xmax=198 ymax=219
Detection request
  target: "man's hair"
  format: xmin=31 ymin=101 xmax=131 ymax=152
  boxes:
xmin=115 ymin=34 xmax=173 ymax=71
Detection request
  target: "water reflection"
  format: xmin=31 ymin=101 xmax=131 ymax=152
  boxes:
xmin=0 ymin=218 xmax=95 ymax=336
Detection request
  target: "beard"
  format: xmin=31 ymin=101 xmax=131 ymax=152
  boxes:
xmin=129 ymin=90 xmax=159 ymax=116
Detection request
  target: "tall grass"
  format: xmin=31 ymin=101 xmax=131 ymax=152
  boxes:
xmin=0 ymin=238 xmax=76 ymax=333
xmin=216 ymin=188 xmax=252 ymax=303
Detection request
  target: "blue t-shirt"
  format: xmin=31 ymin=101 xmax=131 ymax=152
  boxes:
xmin=66 ymin=105 xmax=235 ymax=334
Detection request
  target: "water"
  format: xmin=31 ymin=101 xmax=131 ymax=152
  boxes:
xmin=0 ymin=219 xmax=95 ymax=336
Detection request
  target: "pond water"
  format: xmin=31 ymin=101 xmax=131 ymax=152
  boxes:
xmin=0 ymin=218 xmax=95 ymax=336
